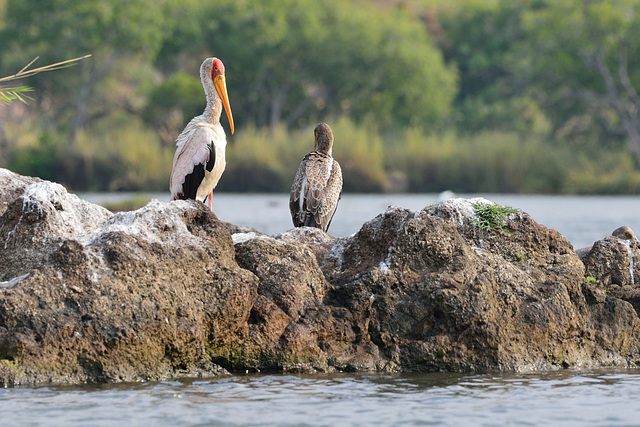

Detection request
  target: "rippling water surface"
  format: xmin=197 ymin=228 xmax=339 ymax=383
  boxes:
xmin=4 ymin=370 xmax=640 ymax=426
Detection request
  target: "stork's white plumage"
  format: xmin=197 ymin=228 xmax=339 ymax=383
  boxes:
xmin=170 ymin=57 xmax=234 ymax=210
xmin=289 ymin=123 xmax=343 ymax=233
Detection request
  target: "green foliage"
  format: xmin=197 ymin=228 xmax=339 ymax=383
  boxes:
xmin=100 ymin=195 xmax=151 ymax=212
xmin=9 ymin=116 xmax=174 ymax=191
xmin=331 ymin=118 xmax=386 ymax=192
xmin=0 ymin=0 xmax=170 ymax=141
xmin=156 ymin=0 xmax=456 ymax=130
xmin=7 ymin=115 xmax=640 ymax=193
xmin=9 ymin=131 xmax=67 ymax=182
xmin=3 ymin=0 xmax=640 ymax=193
xmin=143 ymin=71 xmax=205 ymax=144
xmin=436 ymin=1 xmax=537 ymax=135
xmin=513 ymin=0 xmax=640 ymax=147
xmin=80 ymin=114 xmax=174 ymax=191
xmin=390 ymin=129 xmax=570 ymax=193
xmin=586 ymin=276 xmax=600 ymax=284
xmin=0 ymin=85 xmax=32 ymax=105
xmin=2 ymin=0 xmax=168 ymax=59
xmin=221 ymin=118 xmax=387 ymax=192
xmin=220 ymin=124 xmax=304 ymax=192
xmin=0 ymin=55 xmax=90 ymax=107
xmin=471 ymin=201 xmax=519 ymax=233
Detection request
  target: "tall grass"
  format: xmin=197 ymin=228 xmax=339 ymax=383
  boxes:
xmin=221 ymin=118 xmax=387 ymax=192
xmin=562 ymin=147 xmax=640 ymax=194
xmin=330 ymin=118 xmax=386 ymax=192
xmin=390 ymin=130 xmax=570 ymax=193
xmin=220 ymin=124 xmax=307 ymax=192
xmin=8 ymin=115 xmax=174 ymax=191
xmin=75 ymin=118 xmax=174 ymax=191
xmin=5 ymin=116 xmax=640 ymax=194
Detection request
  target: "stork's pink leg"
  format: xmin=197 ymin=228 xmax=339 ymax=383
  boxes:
xmin=208 ymin=190 xmax=213 ymax=210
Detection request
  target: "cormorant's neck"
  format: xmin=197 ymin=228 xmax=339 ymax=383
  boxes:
xmin=316 ymin=141 xmax=333 ymax=157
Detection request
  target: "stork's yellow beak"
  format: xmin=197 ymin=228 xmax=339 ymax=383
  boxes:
xmin=214 ymin=74 xmax=234 ymax=135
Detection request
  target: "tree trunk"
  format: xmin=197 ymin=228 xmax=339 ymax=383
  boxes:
xmin=585 ymin=47 xmax=640 ymax=167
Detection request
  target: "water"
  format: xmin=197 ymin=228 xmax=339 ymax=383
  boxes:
xmin=3 ymin=370 xmax=640 ymax=426
xmin=81 ymin=192 xmax=640 ymax=249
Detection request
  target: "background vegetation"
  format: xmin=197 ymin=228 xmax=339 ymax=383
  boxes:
xmin=2 ymin=0 xmax=640 ymax=194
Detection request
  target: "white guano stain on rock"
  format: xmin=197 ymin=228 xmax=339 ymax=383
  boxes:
xmin=0 ymin=273 xmax=30 ymax=289
xmin=326 ymin=238 xmax=347 ymax=271
xmin=622 ymin=240 xmax=635 ymax=285
xmin=379 ymin=245 xmax=394 ymax=274
xmin=3 ymin=181 xmax=112 ymax=249
xmin=232 ymin=232 xmax=272 ymax=245
xmin=426 ymin=197 xmax=493 ymax=230
xmin=26 ymin=181 xmax=112 ymax=236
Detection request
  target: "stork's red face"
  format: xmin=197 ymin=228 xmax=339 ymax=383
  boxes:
xmin=211 ymin=58 xmax=234 ymax=135
xmin=211 ymin=58 xmax=225 ymax=79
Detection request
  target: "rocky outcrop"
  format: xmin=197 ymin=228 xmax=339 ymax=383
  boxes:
xmin=0 ymin=168 xmax=41 ymax=217
xmin=0 ymin=173 xmax=257 ymax=384
xmin=0 ymin=168 xmax=639 ymax=385
xmin=581 ymin=231 xmax=640 ymax=324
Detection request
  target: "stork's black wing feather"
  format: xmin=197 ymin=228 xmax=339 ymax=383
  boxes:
xmin=178 ymin=142 xmax=215 ymax=200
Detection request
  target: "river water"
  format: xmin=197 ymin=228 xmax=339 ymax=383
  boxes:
xmin=8 ymin=192 xmax=637 ymax=425
xmin=81 ymin=192 xmax=640 ymax=249
xmin=4 ymin=370 xmax=640 ymax=425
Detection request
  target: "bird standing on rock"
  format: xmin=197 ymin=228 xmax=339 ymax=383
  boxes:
xmin=576 ymin=225 xmax=637 ymax=259
xmin=170 ymin=57 xmax=234 ymax=210
xmin=289 ymin=123 xmax=343 ymax=233
xmin=612 ymin=225 xmax=637 ymax=241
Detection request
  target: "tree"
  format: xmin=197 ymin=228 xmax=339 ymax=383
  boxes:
xmin=0 ymin=0 xmax=169 ymax=140
xmin=515 ymin=0 xmax=640 ymax=165
xmin=155 ymin=0 xmax=457 ymax=131
xmin=436 ymin=1 xmax=549 ymax=136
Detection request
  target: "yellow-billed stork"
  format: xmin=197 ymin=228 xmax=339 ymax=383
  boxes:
xmin=170 ymin=57 xmax=234 ymax=210
xmin=289 ymin=123 xmax=343 ymax=233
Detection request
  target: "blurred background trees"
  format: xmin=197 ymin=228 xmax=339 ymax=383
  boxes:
xmin=1 ymin=0 xmax=640 ymax=194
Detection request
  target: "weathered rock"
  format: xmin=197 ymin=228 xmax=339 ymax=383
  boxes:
xmin=582 ymin=235 xmax=640 ymax=288
xmin=0 ymin=168 xmax=41 ymax=217
xmin=306 ymin=201 xmax=637 ymax=372
xmin=229 ymin=199 xmax=640 ymax=373
xmin=0 ymin=170 xmax=258 ymax=384
xmin=0 ymin=180 xmax=112 ymax=282
xmin=576 ymin=226 xmax=637 ymax=260
xmin=0 ymin=168 xmax=639 ymax=385
xmin=581 ymin=230 xmax=640 ymax=320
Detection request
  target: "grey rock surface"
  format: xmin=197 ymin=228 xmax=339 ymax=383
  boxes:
xmin=0 ymin=168 xmax=639 ymax=385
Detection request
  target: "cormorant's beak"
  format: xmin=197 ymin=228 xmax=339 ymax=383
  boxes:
xmin=214 ymin=74 xmax=234 ymax=135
